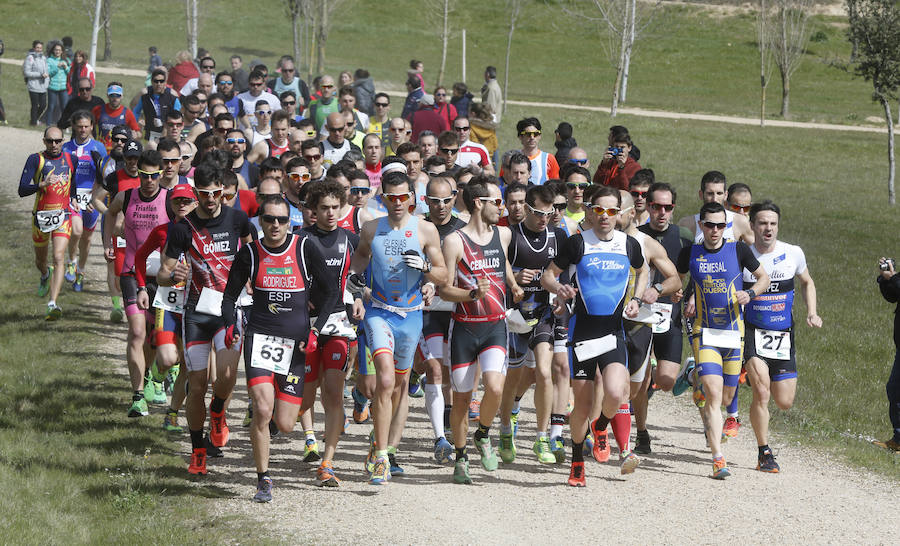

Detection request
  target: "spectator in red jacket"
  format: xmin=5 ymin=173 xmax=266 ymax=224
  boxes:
xmin=167 ymin=50 xmax=199 ymax=92
xmin=593 ymin=126 xmax=641 ymax=190
xmin=433 ymin=85 xmax=457 ymax=127
xmin=410 ymin=94 xmax=449 ymax=143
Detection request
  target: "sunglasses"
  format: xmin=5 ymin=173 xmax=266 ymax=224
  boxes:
xmin=649 ymin=203 xmax=675 ymax=212
xmin=350 ymin=186 xmax=371 ymax=195
xmin=729 ymin=203 xmax=751 ymax=213
xmin=320 ymin=84 xmax=334 ymax=89
xmin=527 ymin=204 xmax=554 ymax=218
xmin=162 ymin=157 xmax=181 ymax=164
xmin=566 ymin=182 xmax=589 ymax=190
xmin=171 ymin=197 xmax=196 ymax=206
xmin=201 ymin=65 xmax=215 ymax=70
xmin=390 ymin=127 xmax=406 ymax=132
xmin=305 ymin=130 xmax=316 ymax=137
xmin=289 ymin=172 xmax=312 ymax=182
xmin=375 ymin=102 xmax=389 ymax=108
xmin=478 ymin=197 xmax=504 ymax=207
xmin=435 ymin=93 xmax=447 ymax=97
xmin=304 ymin=154 xmax=322 ymax=161
xmin=44 ymin=138 xmax=63 ymax=144
xmin=283 ymin=68 xmax=295 ymax=73
xmin=590 ymin=206 xmax=620 ymax=216
xmin=112 ymin=137 xmax=129 ymax=143
xmin=222 ymin=191 xmax=237 ymax=200
xmin=454 ymin=126 xmax=470 ymax=131
xmin=226 ymin=137 xmax=246 ymax=144
xmin=195 ymin=188 xmax=224 ymax=199
xmin=568 ymin=159 xmax=588 ymax=166
xmin=255 ymin=110 xmax=272 ymax=116
xmin=282 ymin=101 xmax=296 ymax=106
xmin=630 ymin=190 xmax=648 ymax=199
xmin=249 ymin=82 xmax=264 ymax=87
xmin=327 ymin=125 xmax=346 ymax=132
xmin=519 ymin=131 xmax=541 ymax=138
xmin=261 ymin=214 xmax=290 ymax=225
xmin=440 ymin=147 xmax=459 ymax=154
xmin=187 ymin=109 xmax=204 ymax=116
xmin=138 ymin=169 xmax=163 ymax=179
xmin=152 ymin=79 xmax=166 ymax=84
xmin=552 ymin=202 xmax=567 ymax=211
xmin=383 ymin=192 xmax=412 ymax=203
xmin=78 ymin=87 xmax=92 ymax=92
xmin=181 ymin=154 xmax=193 ymax=161
xmin=218 ymin=80 xmax=233 ymax=85
xmin=426 ymin=195 xmax=453 ymax=205
xmin=702 ymin=221 xmax=727 ymax=230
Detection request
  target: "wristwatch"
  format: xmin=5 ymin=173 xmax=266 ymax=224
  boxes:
xmin=652 ymin=282 xmax=664 ymax=294
xmin=137 ymin=286 xmax=147 ymax=292
xmin=630 ymin=296 xmax=642 ymax=304
xmin=746 ymin=288 xmax=756 ymax=300
xmin=469 ymin=289 xmax=478 ymax=301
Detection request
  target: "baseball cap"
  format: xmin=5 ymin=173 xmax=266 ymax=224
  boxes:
xmin=123 ymin=139 xmax=143 ymax=158
xmin=419 ymin=94 xmax=435 ymax=107
xmin=111 ymin=125 xmax=129 ymax=139
xmin=170 ymin=184 xmax=195 ymax=200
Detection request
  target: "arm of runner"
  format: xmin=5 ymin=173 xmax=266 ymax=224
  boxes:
xmin=18 ymin=154 xmax=41 ymax=197
xmin=735 ymin=242 xmax=768 ymax=305
xmin=348 ymin=218 xmax=376 ymax=281
xmin=641 ymin=237 xmax=681 ymax=304
xmin=246 ymin=140 xmax=267 ymax=165
xmin=498 ymin=226 xmax=524 ymax=302
xmin=158 ymin=224 xmax=191 ymax=287
xmin=540 ymin=262 xmax=576 ymax=300
xmin=302 ymin=241 xmax=339 ymax=333
xmin=221 ymin=245 xmax=252 ymax=335
xmin=91 ymin=180 xmax=109 ymax=215
xmin=102 ymin=191 xmax=125 ymax=261
xmin=735 ymin=214 xmax=755 ymax=245
xmin=437 ymin=232 xmax=472 ymax=302
xmin=420 ymin=220 xmax=448 ymax=287
xmin=796 ymin=267 xmax=822 ymax=328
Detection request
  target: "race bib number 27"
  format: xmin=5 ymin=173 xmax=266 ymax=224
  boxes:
xmin=755 ymin=328 xmax=791 ymax=360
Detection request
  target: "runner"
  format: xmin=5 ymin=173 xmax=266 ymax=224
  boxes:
xmin=157 ymin=160 xmax=253 ymax=475
xmin=743 ymin=200 xmax=822 ymax=472
xmin=676 ymin=201 xmax=769 ymax=479
xmin=439 ymin=177 xmax=523 ymax=484
xmin=677 ymin=171 xmax=753 ymax=245
xmin=92 ymin=82 xmax=140 ymax=150
xmin=18 ymin=126 xmax=76 ymax=320
xmin=541 ymin=185 xmax=647 ymax=486
xmin=346 ymin=170 xmax=448 ymax=484
xmin=516 ymin=117 xmax=559 ymax=185
xmin=498 ymin=184 xmax=568 ymax=466
xmin=62 ymin=111 xmax=107 ymax=292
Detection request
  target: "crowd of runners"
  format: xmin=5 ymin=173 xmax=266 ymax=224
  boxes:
xmin=17 ymin=50 xmax=826 ymax=502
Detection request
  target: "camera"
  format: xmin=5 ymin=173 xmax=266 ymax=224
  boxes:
xmin=608 ymin=146 xmax=622 ymax=157
xmin=882 ymin=258 xmax=896 ymax=272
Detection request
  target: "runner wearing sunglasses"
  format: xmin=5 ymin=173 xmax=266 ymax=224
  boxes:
xmin=516 ymin=117 xmax=559 ymax=185
xmin=158 ymin=160 xmax=253 ymax=476
xmin=329 ymin=165 xmax=373 ymax=234
xmin=92 ymin=82 xmax=141 ymax=150
xmin=726 ymin=182 xmax=753 ymax=218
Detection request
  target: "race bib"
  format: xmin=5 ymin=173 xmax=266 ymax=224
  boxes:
xmin=146 ymin=250 xmax=161 ymax=277
xmin=116 ymin=236 xmax=127 ymax=248
xmin=317 ymin=311 xmax=357 ymax=339
xmin=506 ymin=309 xmax=535 ymax=334
xmin=153 ymin=285 xmax=186 ymax=313
xmin=35 ymin=209 xmax=65 ymax=233
xmin=701 ymin=328 xmax=742 ymax=350
xmin=74 ymin=188 xmax=92 ymax=211
xmin=250 ymin=334 xmax=294 ymax=374
xmin=573 ymin=334 xmax=617 ymax=362
xmin=650 ymin=302 xmax=673 ymax=334
xmin=754 ymin=328 xmax=791 ymax=360
xmin=195 ymin=287 xmax=224 ymax=316
xmin=238 ymin=287 xmax=253 ymax=307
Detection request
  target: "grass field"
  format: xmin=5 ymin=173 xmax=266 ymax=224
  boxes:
xmin=0 ymin=203 xmax=258 ymax=542
xmin=0 ymin=0 xmax=886 ymax=127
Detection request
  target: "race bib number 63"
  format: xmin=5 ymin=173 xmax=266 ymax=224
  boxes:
xmin=250 ymin=334 xmax=295 ymax=375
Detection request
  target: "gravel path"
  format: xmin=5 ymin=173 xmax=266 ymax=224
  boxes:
xmin=2 ymin=125 xmax=895 ymax=544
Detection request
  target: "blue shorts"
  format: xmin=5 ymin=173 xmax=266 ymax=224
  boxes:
xmin=75 ymin=207 xmax=101 ymax=231
xmin=363 ymin=306 xmax=422 ymax=374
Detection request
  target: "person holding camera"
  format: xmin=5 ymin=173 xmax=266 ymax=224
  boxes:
xmin=593 ymin=125 xmax=641 ymax=190
xmin=875 ymin=256 xmax=900 ymax=452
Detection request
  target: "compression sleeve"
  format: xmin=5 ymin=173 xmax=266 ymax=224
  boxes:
xmin=675 ymin=246 xmax=692 ymax=274
xmin=18 ymin=154 xmax=41 ymax=197
xmin=221 ymin=245 xmax=253 ymax=328
xmin=552 ymin=233 xmax=583 ymax=271
xmin=736 ymin=241 xmax=761 ymax=273
xmin=626 ymin=234 xmax=645 ymax=269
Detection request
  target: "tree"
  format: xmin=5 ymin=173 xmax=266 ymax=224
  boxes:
xmin=757 ymin=0 xmax=776 ymax=126
xmin=185 ymin=0 xmax=199 ymax=58
xmin=284 ymin=0 xmax=313 ymax=74
xmin=101 ymin=0 xmax=112 ymax=61
xmin=424 ymin=0 xmax=454 ymax=87
xmin=310 ymin=0 xmax=351 ymax=77
xmin=89 ymin=0 xmax=102 ymax=66
xmin=847 ymin=0 xmax=900 ymax=204
xmin=769 ymin=0 xmax=814 ymax=119
xmin=503 ymin=0 xmax=522 ymax=113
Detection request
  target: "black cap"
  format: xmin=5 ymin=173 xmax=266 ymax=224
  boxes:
xmin=555 ymin=122 xmax=573 ymax=140
xmin=111 ymin=125 xmax=129 ymax=138
xmin=123 ymin=139 xmax=143 ymax=158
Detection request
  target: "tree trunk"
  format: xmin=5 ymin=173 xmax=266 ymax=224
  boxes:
xmin=760 ymin=76 xmax=767 ymax=127
xmin=315 ymin=0 xmax=328 ymax=75
xmin=291 ymin=4 xmax=302 ymax=69
xmin=185 ymin=0 xmax=198 ymax=58
xmin=778 ymin=5 xmax=789 ymax=118
xmin=610 ymin=8 xmax=629 ymax=116
xmin=759 ymin=0 xmax=766 ymax=127
xmin=503 ymin=1 xmax=519 ymax=114
xmin=89 ymin=0 xmax=102 ymax=67
xmin=779 ymin=65 xmax=789 ymax=118
xmin=437 ymin=0 xmax=449 ymax=87
xmin=620 ymin=0 xmax=636 ymax=102
xmin=102 ymin=0 xmax=112 ymax=61
xmin=883 ymin=97 xmax=896 ymax=205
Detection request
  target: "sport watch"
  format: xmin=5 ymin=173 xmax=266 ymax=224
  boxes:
xmin=469 ymin=289 xmax=478 ymax=301
xmin=652 ymin=282 xmax=664 ymax=294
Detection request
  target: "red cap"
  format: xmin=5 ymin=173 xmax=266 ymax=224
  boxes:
xmin=170 ymin=184 xmax=195 ymax=200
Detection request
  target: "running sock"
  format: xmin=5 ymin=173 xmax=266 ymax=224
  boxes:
xmin=611 ymin=403 xmax=631 ymax=453
xmin=571 ymin=440 xmax=584 ymax=463
xmin=758 ymin=445 xmax=770 ymax=457
xmin=474 ymin=423 xmax=490 ymax=442
xmin=512 ymin=396 xmax=522 ymax=414
xmin=47 ymin=299 xmax=56 ymax=307
xmin=167 ymin=406 xmax=177 ymax=415
xmin=305 ymin=429 xmax=316 ymax=441
xmin=257 ymin=471 xmax=269 ymax=482
xmin=455 ymin=447 xmax=467 ymax=461
xmin=500 ymin=423 xmax=512 ymax=435
xmin=112 ymin=295 xmax=122 ymax=308
xmin=595 ymin=413 xmax=611 ymax=433
xmin=424 ymin=383 xmax=445 ymax=438
xmin=537 ymin=431 xmax=548 ymax=440
xmin=550 ymin=414 xmax=565 ymax=439
xmin=132 ymin=391 xmax=143 ymax=401
xmin=375 ymin=449 xmax=388 ymax=458
xmin=387 ymin=445 xmax=397 ymax=455
xmin=40 ymin=270 xmax=50 ymax=281
xmin=190 ymin=429 xmax=204 ymax=449
xmin=210 ymin=396 xmax=226 ymax=414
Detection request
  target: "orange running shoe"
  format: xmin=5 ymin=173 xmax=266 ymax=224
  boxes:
xmin=209 ymin=406 xmax=230 ymax=447
xmin=723 ymin=416 xmax=740 ymax=438
xmin=188 ymin=447 xmax=207 ymax=475
xmin=567 ymin=461 xmax=586 ymax=487
xmin=712 ymin=456 xmax=731 ymax=479
xmin=590 ymin=421 xmax=611 ymax=463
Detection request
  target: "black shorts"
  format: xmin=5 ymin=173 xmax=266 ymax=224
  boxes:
xmin=243 ymin=329 xmax=305 ymax=405
xmin=508 ymin=313 xmax=554 ymax=368
xmin=568 ymin=314 xmax=628 ymax=382
xmin=449 ymin=319 xmax=508 ymax=370
xmin=183 ymin=308 xmax=228 ymax=346
xmin=744 ymin=324 xmax=797 ymax=381
xmin=120 ymin=273 xmax=157 ymax=309
xmin=652 ymin=323 xmax=684 ymax=363
xmin=422 ymin=310 xmax=452 ymax=339
xmin=625 ymin=322 xmax=653 ymax=381
xmin=553 ymin=308 xmax=570 ymax=353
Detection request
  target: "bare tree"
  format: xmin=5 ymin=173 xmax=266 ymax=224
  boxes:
xmin=757 ymin=0 xmax=776 ymax=126
xmin=559 ymin=0 xmax=662 ymax=117
xmin=101 ymin=0 xmax=112 ymax=61
xmin=503 ymin=0 xmax=522 ymax=113
xmin=311 ymin=0 xmax=351 ymax=77
xmin=89 ymin=0 xmax=102 ymax=66
xmin=185 ymin=0 xmax=199 ymax=58
xmin=285 ymin=0 xmax=313 ymax=73
xmin=770 ymin=0 xmax=814 ymax=119
xmin=423 ymin=0 xmax=454 ymax=87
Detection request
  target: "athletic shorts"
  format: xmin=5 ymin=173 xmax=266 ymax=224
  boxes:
xmin=625 ymin=321 xmax=653 ymax=383
xmin=243 ymin=329 xmax=304 ymax=405
xmin=553 ymin=309 xmax=570 ymax=354
xmin=182 ymin=308 xmax=241 ymax=372
xmin=363 ymin=306 xmax=422 ymax=374
xmin=355 ymin=323 xmax=376 ymax=376
xmin=449 ymin=319 xmax=508 ymax=392
xmin=419 ymin=310 xmax=451 ymax=364
xmin=651 ymin=323 xmax=684 ymax=364
xmin=32 ymin=211 xmax=71 ymax=247
xmin=305 ymin=335 xmax=351 ymax=384
xmin=152 ymin=307 xmax=182 ymax=348
xmin=74 ymin=206 xmax=101 ymax=231
xmin=744 ymin=324 xmax=797 ymax=382
xmin=691 ymin=332 xmax=743 ymax=387
xmin=568 ymin=314 xmax=628 ymax=382
xmin=508 ymin=313 xmax=554 ymax=369
xmin=120 ymin=273 xmax=156 ymax=319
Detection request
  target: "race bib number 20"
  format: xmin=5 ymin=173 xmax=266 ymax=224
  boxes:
xmin=36 ymin=209 xmax=65 ymax=233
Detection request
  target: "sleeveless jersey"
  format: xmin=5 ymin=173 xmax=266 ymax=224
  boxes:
xmin=94 ymin=105 xmax=133 ymax=150
xmin=224 ymin=95 xmax=243 ymax=120
xmin=688 ymin=240 xmax=744 ymax=334
xmin=528 ymin=151 xmax=551 ymax=185
xmin=573 ymin=229 xmax=636 ymax=317
xmin=247 ymin=234 xmax=310 ymax=338
xmin=266 ymin=138 xmax=289 ymax=159
xmin=744 ymin=241 xmax=807 ymax=330
xmin=63 ymin=139 xmax=107 ymax=191
xmin=693 ymin=209 xmax=736 ymax=243
xmin=300 ymin=225 xmax=357 ymax=316
xmin=453 ymin=227 xmax=507 ymax=322
xmin=336 ymin=206 xmax=362 ymax=234
xmin=25 ymin=152 xmax=75 ymax=213
xmin=369 ymin=216 xmax=424 ymax=310
xmin=509 ymin=223 xmax=562 ymax=320
xmin=122 ymin=187 xmax=170 ymax=273
xmin=639 ymin=222 xmax=690 ymax=323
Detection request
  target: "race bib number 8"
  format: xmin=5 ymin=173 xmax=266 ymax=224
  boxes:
xmin=250 ymin=334 xmax=295 ymax=375
xmin=75 ymin=188 xmax=92 ymax=210
xmin=153 ymin=285 xmax=186 ymax=313
xmin=36 ymin=209 xmax=65 ymax=233
xmin=755 ymin=328 xmax=791 ymax=360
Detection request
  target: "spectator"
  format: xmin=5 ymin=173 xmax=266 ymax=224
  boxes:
xmin=46 ymin=41 xmax=71 ymax=125
xmin=66 ymin=50 xmax=94 ymax=100
xmin=148 ymin=46 xmax=163 ymax=74
xmin=230 ymin=54 xmax=249 ymax=93
xmin=401 ymin=74 xmax=424 ymax=120
xmin=433 ymin=85 xmax=457 ymax=126
xmin=450 ymin=82 xmax=473 ymax=118
xmin=592 ymin=125 xmax=641 ymax=189
xmin=469 ymin=102 xmax=498 ymax=162
xmin=408 ymin=59 xmax=425 ymax=89
xmin=167 ymin=50 xmax=199 ymax=91
xmin=23 ymin=40 xmax=49 ymax=126
xmin=877 ymin=257 xmax=900 ymax=452
xmin=609 ymin=124 xmax=641 ymax=161
xmin=58 ymin=77 xmax=105 ymax=130
xmin=339 ymin=70 xmax=353 ymax=88
xmin=481 ymin=65 xmax=502 ymax=125
xmin=352 ymin=68 xmax=375 ymax=115
xmin=553 ymin=122 xmax=577 ymax=167
xmin=61 ymin=36 xmax=74 ymax=62
xmin=410 ymin=94 xmax=449 ymax=143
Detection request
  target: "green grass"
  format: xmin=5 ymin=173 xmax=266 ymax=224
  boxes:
xmin=0 ymin=204 xmax=260 ymax=542
xmin=0 ymin=0 xmax=885 ymax=127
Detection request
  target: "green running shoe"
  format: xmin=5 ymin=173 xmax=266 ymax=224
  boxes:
xmin=64 ymin=261 xmax=76 ymax=282
xmin=474 ymin=434 xmax=498 ymax=471
xmin=45 ymin=303 xmax=62 ymax=321
xmin=162 ymin=410 xmax=182 ymax=432
xmin=38 ymin=267 xmax=53 ymax=297
xmin=533 ymin=436 xmax=556 ymax=464
xmin=453 ymin=458 xmax=473 ymax=484
xmin=128 ymin=398 xmax=149 ymax=418
xmin=110 ymin=305 xmax=124 ymax=323
xmin=550 ymin=435 xmax=566 ymax=464
xmin=498 ymin=432 xmax=516 ymax=463
xmin=510 ymin=409 xmax=520 ymax=439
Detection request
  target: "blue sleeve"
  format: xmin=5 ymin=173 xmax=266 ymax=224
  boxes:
xmin=18 ymin=154 xmax=40 ymax=197
xmin=173 ymin=98 xmax=181 ymax=111
xmin=133 ymin=99 xmax=143 ymax=117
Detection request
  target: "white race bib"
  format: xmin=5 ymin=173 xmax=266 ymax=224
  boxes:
xmin=316 ymin=311 xmax=357 ymax=340
xmin=116 ymin=236 xmax=127 ymax=248
xmin=650 ymin=302 xmax=673 ymax=334
xmin=754 ymin=328 xmax=791 ymax=360
xmin=195 ymin=287 xmax=224 ymax=316
xmin=75 ymin=187 xmax=92 ymax=211
xmin=35 ymin=209 xmax=65 ymax=233
xmin=238 ymin=287 xmax=253 ymax=307
xmin=506 ymin=309 xmax=534 ymax=334
xmin=250 ymin=334 xmax=294 ymax=374
xmin=701 ymin=328 xmax=742 ymax=350
xmin=153 ymin=285 xmax=186 ymax=313
xmin=146 ymin=250 xmax=161 ymax=277
xmin=425 ymin=295 xmax=455 ymax=312
xmin=573 ymin=334 xmax=617 ymax=362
